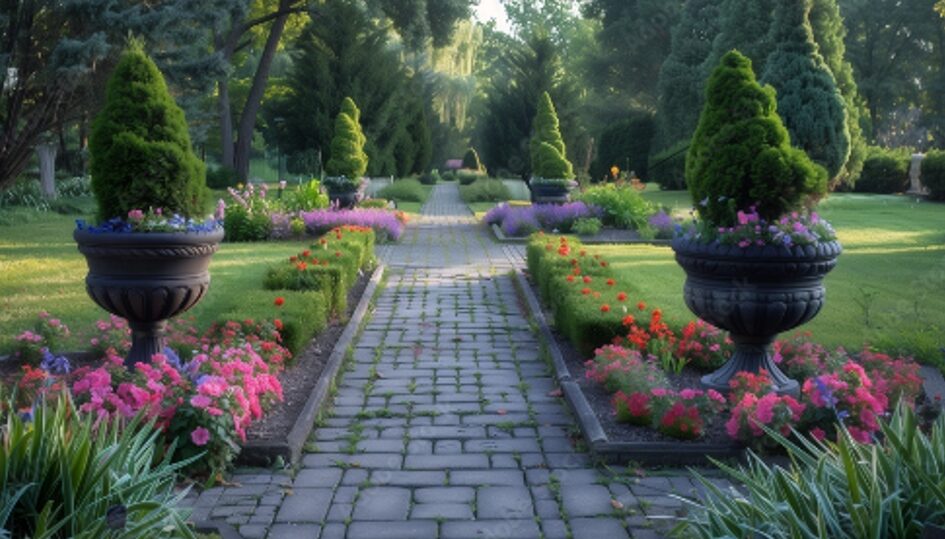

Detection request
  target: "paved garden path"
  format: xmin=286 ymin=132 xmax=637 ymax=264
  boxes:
xmin=193 ymin=184 xmax=725 ymax=539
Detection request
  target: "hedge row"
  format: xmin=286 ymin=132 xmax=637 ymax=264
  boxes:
xmin=526 ymin=234 xmax=631 ymax=357
xmin=223 ymin=226 xmax=376 ymax=354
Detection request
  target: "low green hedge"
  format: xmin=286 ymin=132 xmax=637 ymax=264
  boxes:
xmin=377 ymin=178 xmax=429 ymax=203
xmin=855 ymin=146 xmax=911 ymax=194
xmin=922 ymin=149 xmax=945 ymax=201
xmin=527 ymin=235 xmax=629 ymax=357
xmin=459 ymin=179 xmax=512 ymax=203
xmin=218 ymin=288 xmax=328 ymax=354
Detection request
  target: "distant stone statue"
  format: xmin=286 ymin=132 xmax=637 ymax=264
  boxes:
xmin=908 ymin=153 xmax=929 ymax=195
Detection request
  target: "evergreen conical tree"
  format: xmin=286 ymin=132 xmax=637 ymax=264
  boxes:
xmin=340 ymin=96 xmax=367 ymax=147
xmin=703 ymin=0 xmax=778 ymax=78
xmin=687 ymin=51 xmax=827 ymax=227
xmin=809 ymin=0 xmax=868 ymax=188
xmin=462 ymin=147 xmax=482 ymax=171
xmin=529 ymin=92 xmax=572 ymax=178
xmin=657 ymin=0 xmax=722 ymax=149
xmin=90 ymin=43 xmax=207 ymax=221
xmin=325 ymin=104 xmax=368 ymax=179
xmin=761 ymin=0 xmax=849 ymax=181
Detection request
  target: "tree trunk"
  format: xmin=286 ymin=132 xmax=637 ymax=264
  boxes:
xmin=233 ymin=1 xmax=291 ymax=182
xmin=219 ymin=78 xmax=234 ymax=168
xmin=37 ymin=143 xmax=57 ymax=198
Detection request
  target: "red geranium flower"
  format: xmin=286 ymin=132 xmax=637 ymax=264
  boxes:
xmin=600 ymin=304 xmax=610 ymax=313
xmin=274 ymin=297 xmax=285 ymax=307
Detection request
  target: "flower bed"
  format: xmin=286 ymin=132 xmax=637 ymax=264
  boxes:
xmin=221 ymin=182 xmax=405 ymax=242
xmin=486 ymin=201 xmax=601 ymax=236
xmin=3 ymin=226 xmax=378 ymax=480
xmin=527 ymin=234 xmax=927 ymax=449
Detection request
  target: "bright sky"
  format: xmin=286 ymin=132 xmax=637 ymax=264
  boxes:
xmin=474 ymin=0 xmax=513 ymax=34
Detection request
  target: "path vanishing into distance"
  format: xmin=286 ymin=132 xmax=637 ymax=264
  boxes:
xmin=191 ymin=183 xmax=731 ymax=539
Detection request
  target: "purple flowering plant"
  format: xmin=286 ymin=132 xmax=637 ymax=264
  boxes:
xmin=485 ymin=202 xmax=602 ymax=237
xmin=300 ymin=208 xmax=404 ymax=241
xmin=678 ymin=205 xmax=837 ymax=248
xmin=76 ymin=207 xmax=220 ymax=234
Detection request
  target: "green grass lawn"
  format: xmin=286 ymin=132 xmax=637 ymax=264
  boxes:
xmin=0 ymin=211 xmax=310 ymax=353
xmin=594 ymin=192 xmax=945 ymax=365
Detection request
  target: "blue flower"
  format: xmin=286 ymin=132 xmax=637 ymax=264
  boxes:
xmin=40 ymin=348 xmax=71 ymax=375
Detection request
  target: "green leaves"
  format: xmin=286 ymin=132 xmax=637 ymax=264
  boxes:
xmin=678 ymin=405 xmax=945 ymax=538
xmin=325 ymin=98 xmax=369 ymax=179
xmin=530 ymin=92 xmax=574 ymax=179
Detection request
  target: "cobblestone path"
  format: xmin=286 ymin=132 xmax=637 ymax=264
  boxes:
xmin=193 ymin=184 xmax=722 ymax=539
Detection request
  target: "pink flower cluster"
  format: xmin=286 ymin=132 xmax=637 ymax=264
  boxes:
xmin=675 ymin=319 xmax=732 ymax=370
xmin=12 ymin=311 xmax=70 ymax=365
xmin=802 ymin=360 xmax=886 ymax=443
xmin=725 ymin=371 xmax=805 ymax=444
xmin=613 ymin=386 xmax=725 ymax=440
xmin=585 ymin=345 xmax=667 ymax=395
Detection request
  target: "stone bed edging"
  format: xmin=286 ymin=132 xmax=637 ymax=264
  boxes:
xmin=491 ymin=222 xmax=673 ymax=246
xmin=237 ymin=264 xmax=386 ymax=467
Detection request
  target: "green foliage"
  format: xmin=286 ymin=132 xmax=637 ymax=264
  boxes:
xmin=679 ymin=406 xmax=945 ymax=538
xmin=703 ymin=0 xmax=778 ymax=75
xmin=530 ymin=92 xmax=574 ymax=178
xmin=687 ymin=51 xmax=828 ymax=226
xmin=359 ymin=198 xmax=390 ymax=209
xmin=854 ymin=146 xmax=911 ymax=194
xmin=459 ymin=179 xmax=513 ymax=203
xmin=761 ymin=0 xmax=850 ymax=181
xmin=0 ymin=395 xmax=195 ymax=539
xmin=325 ymin=99 xmax=368 ymax=180
xmin=457 ymin=169 xmax=488 ymax=185
xmin=376 ymin=179 xmax=429 ymax=203
xmin=576 ymin=184 xmax=653 ymax=230
xmin=649 ymin=141 xmax=690 ymax=190
xmin=921 ymin=149 xmax=945 ymax=201
xmin=223 ymin=200 xmax=271 ymax=243
xmin=206 ymin=165 xmax=238 ymax=189
xmin=656 ymin=0 xmax=721 ymax=150
xmin=809 ymin=0 xmax=868 ymax=188
xmin=462 ymin=148 xmax=483 ymax=171
xmin=420 ymin=170 xmax=441 ymax=185
xmin=287 ymin=180 xmax=331 ymax=212
xmin=591 ymin=114 xmax=656 ymax=181
xmin=218 ymin=290 xmax=328 ymax=355
xmin=573 ymin=217 xmax=603 ymax=236
xmin=89 ymin=45 xmax=207 ymax=221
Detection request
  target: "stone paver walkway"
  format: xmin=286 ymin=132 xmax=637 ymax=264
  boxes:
xmin=193 ymin=184 xmax=723 ymax=538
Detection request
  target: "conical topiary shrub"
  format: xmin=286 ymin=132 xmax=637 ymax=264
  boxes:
xmin=325 ymin=97 xmax=368 ymax=181
xmin=530 ymin=92 xmax=573 ymax=179
xmin=686 ymin=50 xmax=827 ymax=227
xmin=761 ymin=0 xmax=849 ymax=182
xmin=462 ymin=147 xmax=482 ymax=171
xmin=340 ymin=96 xmax=366 ymax=148
xmin=89 ymin=43 xmax=207 ymax=222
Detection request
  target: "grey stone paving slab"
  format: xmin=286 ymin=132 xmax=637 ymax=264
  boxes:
xmin=441 ymin=519 xmax=543 ymax=539
xmin=274 ymin=488 xmax=333 ymax=523
xmin=352 ymin=487 xmax=411 ymax=520
xmin=571 ymin=517 xmax=632 ymax=539
xmin=346 ymin=521 xmax=438 ymax=539
xmin=476 ymin=486 xmax=534 ymax=519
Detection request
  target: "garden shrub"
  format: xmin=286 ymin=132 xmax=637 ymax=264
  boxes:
xmin=206 ymin=165 xmax=238 ymax=188
xmin=855 ymin=146 xmax=910 ymax=194
xmin=462 ymin=147 xmax=483 ymax=171
xmin=89 ymin=43 xmax=207 ymax=221
xmin=325 ymin=97 xmax=368 ymax=180
xmin=572 ymin=217 xmax=602 ymax=236
xmin=359 ymin=198 xmax=390 ymax=209
xmin=0 ymin=394 xmax=195 ymax=538
xmin=459 ymin=179 xmax=512 ymax=203
xmin=419 ymin=170 xmax=440 ymax=185
xmin=687 ymin=50 xmax=827 ymax=227
xmin=590 ymin=114 xmax=656 ymax=182
xmin=921 ymin=149 xmax=945 ymax=201
xmin=575 ymin=184 xmax=653 ymax=230
xmin=649 ymin=141 xmax=689 ymax=190
xmin=377 ymin=178 xmax=428 ymax=202
xmin=457 ymin=169 xmax=488 ymax=185
xmin=440 ymin=170 xmax=457 ymax=182
xmin=530 ymin=92 xmax=573 ymax=179
xmin=220 ymin=289 xmax=328 ymax=354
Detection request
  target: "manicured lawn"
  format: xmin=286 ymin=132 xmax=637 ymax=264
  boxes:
xmin=596 ymin=192 xmax=945 ymax=365
xmin=0 ymin=211 xmax=310 ymax=353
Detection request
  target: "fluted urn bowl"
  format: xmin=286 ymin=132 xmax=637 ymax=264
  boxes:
xmin=74 ymin=228 xmax=224 ymax=367
xmin=671 ymin=237 xmax=842 ymax=395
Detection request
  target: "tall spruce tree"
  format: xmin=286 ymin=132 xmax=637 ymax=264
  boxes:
xmin=656 ymin=0 xmax=722 ymax=149
xmin=90 ymin=44 xmax=206 ymax=221
xmin=703 ymin=0 xmax=778 ymax=78
xmin=761 ymin=0 xmax=850 ymax=181
xmin=687 ymin=51 xmax=827 ymax=227
xmin=810 ymin=0 xmax=867 ymax=187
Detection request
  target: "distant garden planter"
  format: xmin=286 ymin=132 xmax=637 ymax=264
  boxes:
xmin=672 ymin=237 xmax=842 ymax=395
xmin=74 ymin=228 xmax=223 ymax=367
xmin=528 ymin=178 xmax=577 ymax=204
xmin=324 ymin=176 xmax=365 ymax=209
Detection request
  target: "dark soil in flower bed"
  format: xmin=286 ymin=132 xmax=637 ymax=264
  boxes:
xmin=244 ymin=269 xmax=371 ymax=442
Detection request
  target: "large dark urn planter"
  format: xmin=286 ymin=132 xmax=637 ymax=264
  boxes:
xmin=529 ymin=179 xmax=577 ymax=204
xmin=328 ymin=190 xmax=359 ymax=209
xmin=672 ymin=237 xmax=842 ymax=395
xmin=74 ymin=228 xmax=224 ymax=368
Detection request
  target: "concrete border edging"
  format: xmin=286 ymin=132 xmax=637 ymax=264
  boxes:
xmin=237 ymin=264 xmax=386 ymax=466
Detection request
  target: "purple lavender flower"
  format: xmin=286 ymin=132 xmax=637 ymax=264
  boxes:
xmin=299 ymin=208 xmax=404 ymax=241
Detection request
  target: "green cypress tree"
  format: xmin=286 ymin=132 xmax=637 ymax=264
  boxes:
xmin=703 ymin=0 xmax=778 ymax=77
xmin=761 ymin=0 xmax=850 ymax=181
xmin=529 ymin=92 xmax=573 ymax=178
xmin=89 ymin=43 xmax=207 ymax=221
xmin=687 ymin=51 xmax=827 ymax=227
xmin=809 ymin=0 xmax=868 ymax=188
xmin=656 ymin=0 xmax=722 ymax=148
xmin=325 ymin=106 xmax=368 ymax=179
xmin=340 ymin=96 xmax=367 ymax=147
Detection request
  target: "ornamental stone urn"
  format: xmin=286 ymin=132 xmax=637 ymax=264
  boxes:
xmin=75 ymin=228 xmax=224 ymax=367
xmin=672 ymin=237 xmax=842 ymax=395
xmin=528 ymin=178 xmax=578 ymax=204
